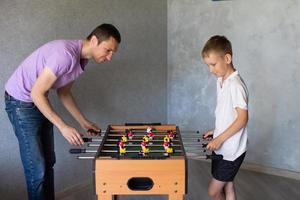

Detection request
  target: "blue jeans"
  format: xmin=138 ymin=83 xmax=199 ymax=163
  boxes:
xmin=5 ymin=92 xmax=56 ymax=200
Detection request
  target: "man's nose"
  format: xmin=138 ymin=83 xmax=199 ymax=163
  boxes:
xmin=106 ymin=52 xmax=113 ymax=61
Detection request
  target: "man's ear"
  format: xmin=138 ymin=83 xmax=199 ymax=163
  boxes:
xmin=224 ymin=53 xmax=232 ymax=64
xmin=90 ymin=35 xmax=99 ymax=46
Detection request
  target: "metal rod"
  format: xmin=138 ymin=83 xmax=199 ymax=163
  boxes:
xmin=105 ymin=139 xmax=180 ymax=142
xmin=107 ymin=134 xmax=175 ymax=137
xmin=101 ymin=150 xmax=183 ymax=153
xmin=77 ymin=156 xmax=95 ymax=160
xmin=70 ymin=149 xmax=97 ymax=154
xmin=110 ymin=130 xmax=177 ymax=133
xmin=82 ymin=138 xmax=102 ymax=142
xmin=87 ymin=143 xmax=101 ymax=147
xmin=180 ymin=130 xmax=200 ymax=134
xmin=102 ymin=144 xmax=182 ymax=147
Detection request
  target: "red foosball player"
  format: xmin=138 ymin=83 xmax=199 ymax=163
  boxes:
xmin=163 ymin=136 xmax=171 ymax=150
xmin=126 ymin=130 xmax=134 ymax=140
xmin=147 ymin=131 xmax=155 ymax=140
xmin=140 ymin=141 xmax=149 ymax=156
xmin=118 ymin=141 xmax=126 ymax=155
xmin=167 ymin=130 xmax=175 ymax=139
xmin=118 ymin=141 xmax=126 ymax=148
xmin=141 ymin=141 xmax=148 ymax=148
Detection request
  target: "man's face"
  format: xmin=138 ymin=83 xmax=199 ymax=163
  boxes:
xmin=203 ymin=51 xmax=231 ymax=78
xmin=92 ymin=36 xmax=119 ymax=63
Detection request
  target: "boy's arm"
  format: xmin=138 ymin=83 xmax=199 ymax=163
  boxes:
xmin=207 ymin=107 xmax=248 ymax=151
xmin=56 ymin=82 xmax=100 ymax=132
xmin=31 ymin=66 xmax=84 ymax=146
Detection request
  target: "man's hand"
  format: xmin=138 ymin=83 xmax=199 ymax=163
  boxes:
xmin=60 ymin=125 xmax=84 ymax=146
xmin=81 ymin=120 xmax=101 ymax=136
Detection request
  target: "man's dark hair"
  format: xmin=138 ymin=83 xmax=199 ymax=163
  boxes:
xmin=201 ymin=35 xmax=232 ymax=58
xmin=87 ymin=23 xmax=121 ymax=44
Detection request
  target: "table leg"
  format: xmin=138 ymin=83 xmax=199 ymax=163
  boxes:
xmin=97 ymin=194 xmax=114 ymax=200
xmin=168 ymin=194 xmax=184 ymax=200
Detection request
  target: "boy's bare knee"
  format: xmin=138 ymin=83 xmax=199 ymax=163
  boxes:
xmin=208 ymin=184 xmax=222 ymax=199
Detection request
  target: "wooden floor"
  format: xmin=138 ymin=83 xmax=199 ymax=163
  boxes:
xmin=57 ymin=159 xmax=300 ymax=200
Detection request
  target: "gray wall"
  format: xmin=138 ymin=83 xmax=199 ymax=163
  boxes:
xmin=1 ymin=0 xmax=300 ymax=199
xmin=0 ymin=0 xmax=167 ymax=199
xmin=168 ymin=0 xmax=300 ymax=172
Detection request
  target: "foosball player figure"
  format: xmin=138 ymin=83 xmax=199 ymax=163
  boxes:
xmin=163 ymin=136 xmax=171 ymax=151
xmin=146 ymin=127 xmax=152 ymax=134
xmin=121 ymin=134 xmax=128 ymax=143
xmin=140 ymin=141 xmax=149 ymax=156
xmin=126 ymin=129 xmax=134 ymax=140
xmin=147 ymin=126 xmax=154 ymax=139
xmin=118 ymin=141 xmax=126 ymax=155
xmin=147 ymin=131 xmax=155 ymax=140
xmin=143 ymin=135 xmax=149 ymax=143
xmin=167 ymin=130 xmax=175 ymax=139
xmin=118 ymin=141 xmax=126 ymax=148
xmin=119 ymin=146 xmax=126 ymax=155
xmin=166 ymin=146 xmax=173 ymax=154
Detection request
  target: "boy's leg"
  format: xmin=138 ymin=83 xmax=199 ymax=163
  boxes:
xmin=224 ymin=182 xmax=236 ymax=200
xmin=208 ymin=178 xmax=226 ymax=200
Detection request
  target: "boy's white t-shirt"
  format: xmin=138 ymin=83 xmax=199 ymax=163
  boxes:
xmin=214 ymin=71 xmax=248 ymax=161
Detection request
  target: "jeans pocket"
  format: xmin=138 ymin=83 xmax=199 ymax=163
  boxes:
xmin=16 ymin=105 xmax=44 ymax=130
xmin=18 ymin=101 xmax=36 ymax=109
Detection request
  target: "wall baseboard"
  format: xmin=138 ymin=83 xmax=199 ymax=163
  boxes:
xmin=241 ymin=162 xmax=300 ymax=180
xmin=197 ymin=159 xmax=300 ymax=180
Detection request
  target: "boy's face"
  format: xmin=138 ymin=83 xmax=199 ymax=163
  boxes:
xmin=91 ymin=36 xmax=119 ymax=63
xmin=203 ymin=51 xmax=232 ymax=78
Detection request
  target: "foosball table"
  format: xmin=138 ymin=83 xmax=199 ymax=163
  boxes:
xmin=70 ymin=123 xmax=222 ymax=200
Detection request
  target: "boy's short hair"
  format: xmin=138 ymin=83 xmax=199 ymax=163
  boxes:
xmin=201 ymin=35 xmax=232 ymax=58
xmin=87 ymin=23 xmax=121 ymax=44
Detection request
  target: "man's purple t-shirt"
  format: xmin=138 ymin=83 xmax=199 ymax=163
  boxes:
xmin=5 ymin=40 xmax=88 ymax=102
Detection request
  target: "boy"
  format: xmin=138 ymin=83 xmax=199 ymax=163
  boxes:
xmin=201 ymin=35 xmax=249 ymax=200
xmin=4 ymin=23 xmax=121 ymax=200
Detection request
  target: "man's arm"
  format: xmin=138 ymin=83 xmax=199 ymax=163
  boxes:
xmin=207 ymin=107 xmax=248 ymax=151
xmin=31 ymin=66 xmax=84 ymax=145
xmin=56 ymin=82 xmax=100 ymax=132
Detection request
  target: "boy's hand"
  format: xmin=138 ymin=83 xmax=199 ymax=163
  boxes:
xmin=207 ymin=137 xmax=223 ymax=151
xmin=203 ymin=129 xmax=214 ymax=141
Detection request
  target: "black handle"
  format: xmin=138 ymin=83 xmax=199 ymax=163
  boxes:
xmin=82 ymin=137 xmax=92 ymax=142
xmin=202 ymin=134 xmax=213 ymax=139
xmin=87 ymin=129 xmax=101 ymax=135
xmin=69 ymin=149 xmax=85 ymax=154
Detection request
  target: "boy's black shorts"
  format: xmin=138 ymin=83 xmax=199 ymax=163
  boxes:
xmin=211 ymin=151 xmax=246 ymax=182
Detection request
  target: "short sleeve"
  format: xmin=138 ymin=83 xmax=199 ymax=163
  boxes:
xmin=45 ymin=51 xmax=72 ymax=78
xmin=231 ymin=83 xmax=248 ymax=110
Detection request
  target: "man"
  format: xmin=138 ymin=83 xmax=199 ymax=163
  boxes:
xmin=4 ymin=23 xmax=121 ymax=200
